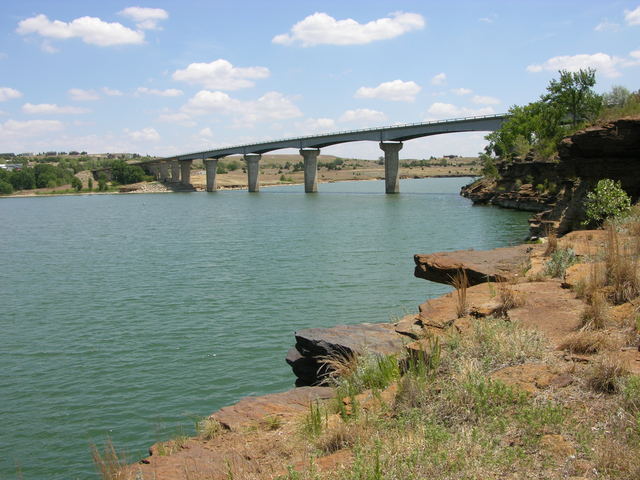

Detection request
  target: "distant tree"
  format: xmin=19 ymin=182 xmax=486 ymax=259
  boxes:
xmin=9 ymin=169 xmax=35 ymax=190
xmin=542 ymin=68 xmax=602 ymax=126
xmin=0 ymin=179 xmax=13 ymax=194
xmin=603 ymin=85 xmax=631 ymax=107
xmin=110 ymin=160 xmax=145 ymax=184
xmin=71 ymin=176 xmax=82 ymax=191
xmin=88 ymin=178 xmax=93 ymax=191
xmin=98 ymin=174 xmax=108 ymax=191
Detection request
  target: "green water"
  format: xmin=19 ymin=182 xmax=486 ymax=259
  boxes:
xmin=0 ymin=178 xmax=530 ymax=479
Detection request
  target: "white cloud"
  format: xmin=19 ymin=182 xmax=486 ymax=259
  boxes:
xmin=41 ymin=40 xmax=59 ymax=54
xmin=339 ymin=108 xmax=387 ymax=123
xmin=631 ymin=49 xmax=640 ymax=59
xmin=355 ymin=79 xmax=421 ymax=102
xmin=479 ymin=14 xmax=497 ymax=23
xmin=526 ymin=52 xmax=625 ymax=78
xmin=426 ymin=102 xmax=495 ymax=120
xmin=198 ymin=127 xmax=214 ymax=138
xmin=69 ymin=88 xmax=100 ymax=101
xmin=126 ymin=127 xmax=161 ymax=142
xmin=157 ymin=112 xmax=195 ymax=126
xmin=295 ymin=117 xmax=336 ymax=134
xmin=136 ymin=87 xmax=183 ymax=97
xmin=22 ymin=103 xmax=90 ymax=115
xmin=451 ymin=88 xmax=472 ymax=96
xmin=272 ymin=11 xmax=424 ymax=46
xmin=17 ymin=14 xmax=145 ymax=47
xmin=0 ymin=119 xmax=64 ymax=142
xmin=471 ymin=95 xmax=500 ymax=105
xmin=431 ymin=73 xmax=447 ymax=85
xmin=625 ymin=6 xmax=640 ymax=25
xmin=180 ymin=90 xmax=302 ymax=127
xmin=594 ymin=20 xmax=620 ymax=32
xmin=102 ymin=87 xmax=123 ymax=96
xmin=0 ymin=87 xmax=22 ymax=102
xmin=172 ymin=59 xmax=269 ymax=90
xmin=119 ymin=7 xmax=168 ymax=30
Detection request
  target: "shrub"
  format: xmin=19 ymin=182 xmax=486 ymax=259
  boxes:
xmin=544 ymin=248 xmax=578 ymax=278
xmin=583 ymin=179 xmax=631 ymax=227
xmin=71 ymin=176 xmax=82 ymax=191
xmin=0 ymin=179 xmax=13 ymax=194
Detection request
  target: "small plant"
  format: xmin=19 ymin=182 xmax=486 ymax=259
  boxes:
xmin=494 ymin=285 xmax=525 ymax=318
xmin=197 ymin=417 xmax=222 ymax=440
xmin=450 ymin=269 xmax=469 ymax=318
xmin=586 ymin=353 xmax=629 ymax=393
xmin=543 ymin=247 xmax=577 ymax=278
xmin=262 ymin=415 xmax=283 ymax=430
xmin=559 ymin=330 xmax=613 ymax=354
xmin=580 ymin=291 xmax=610 ymax=330
xmin=90 ymin=438 xmax=128 ymax=480
xmin=583 ymin=179 xmax=631 ymax=227
xmin=622 ymin=376 xmax=640 ymax=413
xmin=543 ymin=229 xmax=558 ymax=257
xmin=604 ymin=224 xmax=640 ymax=304
xmin=303 ymin=400 xmax=326 ymax=437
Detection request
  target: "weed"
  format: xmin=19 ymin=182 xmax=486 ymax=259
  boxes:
xmin=450 ymin=269 xmax=469 ymax=318
xmin=196 ymin=417 xmax=222 ymax=440
xmin=262 ymin=414 xmax=283 ymax=430
xmin=494 ymin=284 xmax=525 ymax=318
xmin=580 ymin=291 xmax=610 ymax=330
xmin=302 ymin=400 xmax=327 ymax=437
xmin=622 ymin=376 xmax=640 ymax=413
xmin=91 ymin=438 xmax=128 ymax=480
xmin=544 ymin=247 xmax=578 ymax=278
xmin=585 ymin=353 xmax=629 ymax=393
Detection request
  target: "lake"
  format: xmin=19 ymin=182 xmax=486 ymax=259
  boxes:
xmin=0 ymin=178 xmax=530 ymax=479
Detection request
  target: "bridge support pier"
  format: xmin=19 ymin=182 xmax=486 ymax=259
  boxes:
xmin=300 ymin=148 xmax=320 ymax=193
xmin=180 ymin=160 xmax=192 ymax=187
xmin=171 ymin=161 xmax=180 ymax=183
xmin=244 ymin=154 xmax=261 ymax=192
xmin=159 ymin=162 xmax=169 ymax=182
xmin=204 ymin=159 xmax=218 ymax=192
xmin=380 ymin=141 xmax=403 ymax=194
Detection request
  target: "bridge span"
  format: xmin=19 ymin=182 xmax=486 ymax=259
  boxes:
xmin=144 ymin=113 xmax=508 ymax=194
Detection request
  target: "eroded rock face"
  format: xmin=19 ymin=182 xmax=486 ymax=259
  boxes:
xmin=414 ymin=244 xmax=534 ymax=286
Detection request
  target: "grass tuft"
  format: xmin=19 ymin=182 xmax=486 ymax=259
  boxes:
xmin=450 ymin=269 xmax=469 ymax=318
xmin=90 ymin=438 xmax=128 ymax=480
xmin=580 ymin=291 xmax=610 ymax=330
xmin=585 ymin=353 xmax=629 ymax=393
xmin=559 ymin=330 xmax=614 ymax=354
xmin=197 ymin=417 xmax=223 ymax=440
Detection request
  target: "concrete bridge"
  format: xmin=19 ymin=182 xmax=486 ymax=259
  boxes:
xmin=144 ymin=114 xmax=508 ymax=194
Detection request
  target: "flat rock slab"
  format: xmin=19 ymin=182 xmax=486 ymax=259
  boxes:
xmin=507 ymin=281 xmax=583 ymax=345
xmin=294 ymin=323 xmax=406 ymax=359
xmin=414 ymin=244 xmax=534 ymax=286
xmin=212 ymin=386 xmax=334 ymax=431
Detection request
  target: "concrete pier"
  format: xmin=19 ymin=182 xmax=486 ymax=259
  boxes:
xmin=171 ymin=161 xmax=180 ymax=183
xmin=300 ymin=148 xmax=320 ymax=193
xmin=244 ymin=154 xmax=261 ymax=192
xmin=380 ymin=142 xmax=403 ymax=194
xmin=159 ymin=162 xmax=169 ymax=182
xmin=180 ymin=160 xmax=193 ymax=187
xmin=204 ymin=159 xmax=218 ymax=192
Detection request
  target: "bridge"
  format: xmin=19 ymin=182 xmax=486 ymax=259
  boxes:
xmin=143 ymin=113 xmax=508 ymax=194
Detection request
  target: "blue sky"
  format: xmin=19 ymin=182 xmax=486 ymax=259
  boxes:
xmin=0 ymin=1 xmax=638 ymax=158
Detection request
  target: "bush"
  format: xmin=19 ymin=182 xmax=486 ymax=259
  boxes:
xmin=71 ymin=177 xmax=82 ymax=191
xmin=544 ymin=248 xmax=578 ymax=278
xmin=583 ymin=179 xmax=631 ymax=227
xmin=0 ymin=179 xmax=13 ymax=194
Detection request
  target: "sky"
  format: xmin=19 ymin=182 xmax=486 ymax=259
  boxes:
xmin=0 ymin=0 xmax=638 ymax=159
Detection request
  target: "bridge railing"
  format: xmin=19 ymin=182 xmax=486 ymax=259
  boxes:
xmin=157 ymin=113 xmax=509 ymax=161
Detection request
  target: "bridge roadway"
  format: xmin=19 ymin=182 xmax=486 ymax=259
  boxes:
xmin=143 ymin=113 xmax=508 ymax=194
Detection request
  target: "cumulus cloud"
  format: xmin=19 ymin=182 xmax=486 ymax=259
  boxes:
xmin=471 ymin=95 xmax=500 ymax=105
xmin=339 ymin=108 xmax=387 ymax=123
xmin=0 ymin=87 xmax=22 ymax=102
xmin=136 ymin=87 xmax=183 ymax=97
xmin=69 ymin=88 xmax=100 ymax=101
xmin=451 ymin=88 xmax=472 ymax=96
xmin=17 ymin=14 xmax=145 ymax=47
xmin=102 ymin=87 xmax=123 ymax=96
xmin=198 ymin=127 xmax=214 ymax=138
xmin=526 ymin=52 xmax=625 ymax=78
xmin=272 ymin=11 xmax=424 ymax=46
xmin=119 ymin=6 xmax=168 ymax=30
xmin=594 ymin=20 xmax=620 ymax=32
xmin=431 ymin=72 xmax=447 ymax=85
xmin=0 ymin=119 xmax=64 ymax=142
xmin=625 ymin=6 xmax=640 ymax=25
xmin=179 ymin=90 xmax=302 ymax=127
xmin=172 ymin=59 xmax=269 ymax=90
xmin=22 ymin=103 xmax=90 ymax=114
xmin=355 ymin=80 xmax=421 ymax=102
xmin=426 ymin=102 xmax=495 ymax=120
xmin=126 ymin=127 xmax=161 ymax=142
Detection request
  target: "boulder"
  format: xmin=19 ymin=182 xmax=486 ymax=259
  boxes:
xmin=414 ymin=244 xmax=533 ymax=286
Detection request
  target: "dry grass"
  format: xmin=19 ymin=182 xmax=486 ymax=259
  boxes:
xmin=315 ymin=421 xmax=362 ymax=454
xmin=580 ymin=291 xmax=610 ymax=330
xmin=559 ymin=330 xmax=615 ymax=354
xmin=605 ymin=224 xmax=640 ymax=304
xmin=450 ymin=269 xmax=469 ymax=318
xmin=494 ymin=284 xmax=526 ymax=318
xmin=544 ymin=230 xmax=558 ymax=257
xmin=585 ymin=353 xmax=629 ymax=393
xmin=91 ymin=438 xmax=129 ymax=480
xmin=197 ymin=417 xmax=223 ymax=440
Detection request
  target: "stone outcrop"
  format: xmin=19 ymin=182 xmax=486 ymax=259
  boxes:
xmin=414 ymin=244 xmax=534 ymax=286
xmin=462 ymin=116 xmax=640 ymax=237
xmin=288 ymin=323 xmax=409 ymax=385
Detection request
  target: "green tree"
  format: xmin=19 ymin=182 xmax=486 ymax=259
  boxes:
xmin=71 ymin=176 xmax=82 ymax=191
xmin=543 ymin=68 xmax=602 ymax=127
xmin=110 ymin=160 xmax=145 ymax=184
xmin=0 ymin=179 xmax=13 ymax=194
xmin=88 ymin=178 xmax=93 ymax=191
xmin=603 ymin=85 xmax=631 ymax=107
xmin=9 ymin=169 xmax=36 ymax=190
